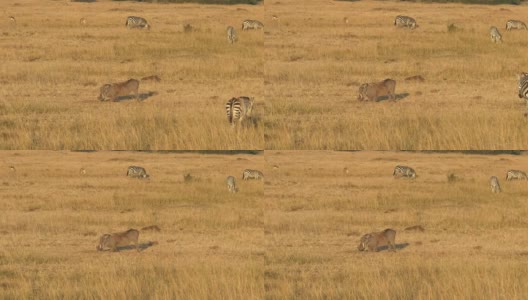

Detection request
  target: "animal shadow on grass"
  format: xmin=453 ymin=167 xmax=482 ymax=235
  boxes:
xmin=376 ymin=93 xmax=410 ymax=102
xmin=116 ymin=241 xmax=158 ymax=252
xmin=114 ymin=91 xmax=158 ymax=102
xmin=376 ymin=243 xmax=410 ymax=252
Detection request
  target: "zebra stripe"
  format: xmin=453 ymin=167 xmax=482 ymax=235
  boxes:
xmin=226 ymin=176 xmax=238 ymax=193
xmin=127 ymin=166 xmax=149 ymax=179
xmin=506 ymin=170 xmax=527 ymax=181
xmin=126 ymin=16 xmax=150 ymax=30
xmin=242 ymin=19 xmax=264 ymax=31
xmin=490 ymin=176 xmax=501 ymax=193
xmin=227 ymin=26 xmax=237 ymax=44
xmin=242 ymin=169 xmax=264 ymax=180
xmin=394 ymin=16 xmax=417 ymax=29
xmin=225 ymin=97 xmax=254 ymax=126
xmin=506 ymin=20 xmax=527 ymax=31
xmin=518 ymin=73 xmax=528 ymax=106
xmin=393 ymin=165 xmax=416 ymax=179
xmin=490 ymin=26 xmax=502 ymax=43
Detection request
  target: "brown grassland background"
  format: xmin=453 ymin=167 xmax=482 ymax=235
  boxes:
xmin=0 ymin=151 xmax=264 ymax=299
xmin=265 ymin=151 xmax=528 ymax=299
xmin=0 ymin=0 xmax=263 ymax=150
xmin=265 ymin=0 xmax=528 ymax=149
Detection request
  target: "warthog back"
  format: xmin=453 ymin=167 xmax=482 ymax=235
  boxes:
xmin=358 ymin=228 xmax=396 ymax=252
xmin=97 ymin=229 xmax=139 ymax=252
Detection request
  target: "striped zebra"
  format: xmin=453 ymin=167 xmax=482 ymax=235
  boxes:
xmin=393 ymin=165 xmax=416 ymax=179
xmin=490 ymin=176 xmax=501 ymax=193
xmin=226 ymin=176 xmax=238 ymax=193
xmin=242 ymin=169 xmax=264 ymax=180
xmin=518 ymin=72 xmax=528 ymax=106
xmin=127 ymin=166 xmax=149 ymax=179
xmin=506 ymin=170 xmax=528 ymax=181
xmin=490 ymin=26 xmax=502 ymax=43
xmin=242 ymin=19 xmax=264 ymax=31
xmin=80 ymin=17 xmax=87 ymax=26
xmin=506 ymin=20 xmax=527 ymax=31
xmin=225 ymin=96 xmax=254 ymax=127
xmin=126 ymin=16 xmax=150 ymax=30
xmin=394 ymin=16 xmax=417 ymax=29
xmin=226 ymin=26 xmax=237 ymax=44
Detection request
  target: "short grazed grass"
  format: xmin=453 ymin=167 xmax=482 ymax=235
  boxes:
xmin=0 ymin=0 xmax=263 ymax=149
xmin=265 ymin=0 xmax=528 ymax=149
xmin=265 ymin=151 xmax=528 ymax=299
xmin=0 ymin=151 xmax=264 ymax=299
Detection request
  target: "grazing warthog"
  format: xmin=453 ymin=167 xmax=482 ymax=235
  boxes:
xmin=80 ymin=17 xmax=87 ymax=26
xmin=506 ymin=170 xmax=528 ymax=181
xmin=98 ymin=79 xmax=139 ymax=102
xmin=358 ymin=229 xmax=397 ymax=252
xmin=96 ymin=229 xmax=139 ymax=252
xmin=357 ymin=79 xmax=396 ymax=102
xmin=80 ymin=168 xmax=87 ymax=175
xmin=343 ymin=167 xmax=349 ymax=175
xmin=490 ymin=176 xmax=501 ymax=193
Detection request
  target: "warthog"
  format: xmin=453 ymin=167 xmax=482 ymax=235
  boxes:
xmin=127 ymin=166 xmax=149 ymax=179
xmin=227 ymin=176 xmax=238 ymax=193
xmin=98 ymin=79 xmax=140 ymax=102
xmin=96 ymin=229 xmax=139 ymax=252
xmin=80 ymin=168 xmax=87 ymax=175
xmin=80 ymin=17 xmax=87 ymax=26
xmin=358 ymin=228 xmax=397 ymax=252
xmin=490 ymin=176 xmax=501 ymax=193
xmin=393 ymin=165 xmax=416 ymax=179
xmin=357 ymin=79 xmax=396 ymax=102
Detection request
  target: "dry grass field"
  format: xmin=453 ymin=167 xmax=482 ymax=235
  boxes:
xmin=265 ymin=151 xmax=528 ymax=299
xmin=265 ymin=0 xmax=528 ymax=150
xmin=0 ymin=151 xmax=264 ymax=299
xmin=0 ymin=0 xmax=263 ymax=150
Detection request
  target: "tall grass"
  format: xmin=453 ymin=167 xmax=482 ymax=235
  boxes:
xmin=0 ymin=151 xmax=264 ymax=299
xmin=265 ymin=0 xmax=528 ymax=149
xmin=0 ymin=0 xmax=263 ymax=149
xmin=264 ymin=151 xmax=528 ymax=299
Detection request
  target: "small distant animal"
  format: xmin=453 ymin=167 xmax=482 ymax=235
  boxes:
xmin=242 ymin=169 xmax=264 ymax=180
xmin=9 ymin=166 xmax=16 ymax=172
xmin=343 ymin=167 xmax=349 ymax=175
xmin=358 ymin=229 xmax=397 ymax=252
xmin=506 ymin=20 xmax=527 ymax=31
xmin=9 ymin=16 xmax=16 ymax=25
xmin=393 ymin=165 xmax=416 ymax=179
xmin=226 ymin=26 xmax=237 ymax=44
xmin=98 ymin=79 xmax=139 ymax=102
xmin=518 ymin=72 xmax=528 ymax=106
xmin=490 ymin=176 xmax=501 ymax=193
xmin=394 ymin=15 xmax=417 ymax=29
xmin=127 ymin=166 xmax=149 ymax=179
xmin=343 ymin=17 xmax=349 ymax=25
xmin=273 ymin=165 xmax=279 ymax=170
xmin=357 ymin=79 xmax=396 ymax=102
xmin=141 ymin=225 xmax=161 ymax=232
xmin=242 ymin=19 xmax=264 ymax=31
xmin=405 ymin=75 xmax=425 ymax=82
xmin=183 ymin=24 xmax=194 ymax=33
xmin=490 ymin=26 xmax=502 ymax=43
xmin=226 ymin=176 xmax=238 ymax=193
xmin=126 ymin=16 xmax=150 ymax=30
xmin=80 ymin=168 xmax=87 ymax=175
xmin=80 ymin=17 xmax=87 ymax=26
xmin=96 ymin=229 xmax=139 ymax=252
xmin=141 ymin=75 xmax=161 ymax=82
xmin=225 ymin=96 xmax=254 ymax=127
xmin=506 ymin=170 xmax=527 ymax=181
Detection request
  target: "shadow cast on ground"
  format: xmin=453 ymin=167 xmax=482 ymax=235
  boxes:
xmin=113 ymin=91 xmax=158 ymax=102
xmin=376 ymin=93 xmax=410 ymax=102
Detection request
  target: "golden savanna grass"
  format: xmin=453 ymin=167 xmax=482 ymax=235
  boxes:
xmin=0 ymin=0 xmax=263 ymax=150
xmin=0 ymin=151 xmax=264 ymax=299
xmin=265 ymin=0 xmax=528 ymax=149
xmin=265 ymin=151 xmax=528 ymax=299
